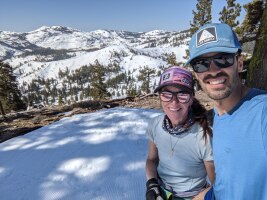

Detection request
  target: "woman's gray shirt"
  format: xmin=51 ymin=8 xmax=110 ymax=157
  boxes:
xmin=146 ymin=114 xmax=213 ymax=196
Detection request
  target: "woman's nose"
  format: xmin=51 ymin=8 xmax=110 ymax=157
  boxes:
xmin=170 ymin=94 xmax=180 ymax=103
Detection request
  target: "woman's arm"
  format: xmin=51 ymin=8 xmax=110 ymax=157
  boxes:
xmin=145 ymin=141 xmax=159 ymax=180
xmin=145 ymin=141 xmax=163 ymax=200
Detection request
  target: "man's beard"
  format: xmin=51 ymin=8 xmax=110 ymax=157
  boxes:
xmin=201 ymin=72 xmax=232 ymax=100
xmin=205 ymin=86 xmax=231 ymax=100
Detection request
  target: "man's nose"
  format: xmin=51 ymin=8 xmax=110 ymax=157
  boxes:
xmin=208 ymin=60 xmax=221 ymax=73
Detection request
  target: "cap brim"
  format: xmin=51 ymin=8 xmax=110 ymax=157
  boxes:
xmin=154 ymin=83 xmax=192 ymax=93
xmin=185 ymin=47 xmax=240 ymax=66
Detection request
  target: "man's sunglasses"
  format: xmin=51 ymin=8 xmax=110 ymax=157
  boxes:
xmin=159 ymin=91 xmax=191 ymax=103
xmin=190 ymin=53 xmax=237 ymax=73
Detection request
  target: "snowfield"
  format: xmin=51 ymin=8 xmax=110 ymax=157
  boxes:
xmin=0 ymin=107 xmax=163 ymax=200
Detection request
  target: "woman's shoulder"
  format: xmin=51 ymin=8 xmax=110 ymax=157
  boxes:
xmin=190 ymin=122 xmax=207 ymax=138
xmin=190 ymin=122 xmax=203 ymax=131
xmin=150 ymin=113 xmax=165 ymax=123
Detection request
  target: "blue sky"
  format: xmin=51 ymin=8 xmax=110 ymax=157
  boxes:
xmin=0 ymin=0 xmax=252 ymax=32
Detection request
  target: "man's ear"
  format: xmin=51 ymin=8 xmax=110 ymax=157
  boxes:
xmin=193 ymin=72 xmax=199 ymax=81
xmin=237 ymin=55 xmax=244 ymax=73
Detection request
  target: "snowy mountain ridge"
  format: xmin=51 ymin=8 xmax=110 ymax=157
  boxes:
xmin=1 ymin=26 xmax=189 ymax=54
xmin=0 ymin=26 xmax=190 ymax=103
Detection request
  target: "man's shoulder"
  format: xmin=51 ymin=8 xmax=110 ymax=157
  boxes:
xmin=245 ymin=88 xmax=267 ymax=105
xmin=249 ymin=88 xmax=267 ymax=99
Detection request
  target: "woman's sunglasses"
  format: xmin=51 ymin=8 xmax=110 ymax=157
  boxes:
xmin=159 ymin=91 xmax=191 ymax=103
xmin=190 ymin=53 xmax=237 ymax=73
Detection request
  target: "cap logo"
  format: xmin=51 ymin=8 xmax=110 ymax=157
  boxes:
xmin=162 ymin=73 xmax=171 ymax=81
xmin=181 ymin=78 xmax=190 ymax=86
xmin=197 ymin=26 xmax=217 ymax=47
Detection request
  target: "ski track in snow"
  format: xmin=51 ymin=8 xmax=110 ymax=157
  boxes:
xmin=0 ymin=107 xmax=162 ymax=200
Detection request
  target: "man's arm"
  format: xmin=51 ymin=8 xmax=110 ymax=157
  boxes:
xmin=193 ymin=161 xmax=215 ymax=200
xmin=204 ymin=160 xmax=215 ymax=185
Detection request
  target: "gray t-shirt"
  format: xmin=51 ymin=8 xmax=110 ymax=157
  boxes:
xmin=146 ymin=114 xmax=213 ymax=196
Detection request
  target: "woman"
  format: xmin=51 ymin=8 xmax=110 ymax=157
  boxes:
xmin=145 ymin=66 xmax=215 ymax=200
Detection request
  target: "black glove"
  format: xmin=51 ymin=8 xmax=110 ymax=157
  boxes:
xmin=146 ymin=178 xmax=163 ymax=200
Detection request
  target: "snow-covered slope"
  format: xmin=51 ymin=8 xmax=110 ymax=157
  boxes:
xmin=0 ymin=26 xmax=190 ymax=99
xmin=0 ymin=107 xmax=163 ymax=200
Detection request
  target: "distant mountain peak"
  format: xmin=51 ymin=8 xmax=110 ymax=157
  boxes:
xmin=30 ymin=26 xmax=79 ymax=34
xmin=144 ymin=30 xmax=169 ymax=35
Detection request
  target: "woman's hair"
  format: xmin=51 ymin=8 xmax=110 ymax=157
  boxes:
xmin=191 ymin=98 xmax=213 ymax=143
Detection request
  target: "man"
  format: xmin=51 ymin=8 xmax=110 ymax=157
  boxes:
xmin=186 ymin=23 xmax=267 ymax=200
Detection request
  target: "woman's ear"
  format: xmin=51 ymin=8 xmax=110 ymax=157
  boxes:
xmin=189 ymin=97 xmax=194 ymax=107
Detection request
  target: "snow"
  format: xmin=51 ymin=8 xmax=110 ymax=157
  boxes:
xmin=0 ymin=107 xmax=163 ymax=200
xmin=13 ymin=43 xmax=187 ymax=86
xmin=25 ymin=28 xmax=129 ymax=50
xmin=1 ymin=26 xmax=189 ymax=88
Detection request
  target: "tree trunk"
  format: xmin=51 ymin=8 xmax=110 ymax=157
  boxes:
xmin=247 ymin=4 xmax=267 ymax=90
xmin=0 ymin=100 xmax=5 ymax=117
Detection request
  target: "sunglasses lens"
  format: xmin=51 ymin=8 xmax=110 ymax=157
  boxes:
xmin=213 ymin=54 xmax=234 ymax=68
xmin=191 ymin=59 xmax=210 ymax=73
xmin=177 ymin=93 xmax=190 ymax=103
xmin=191 ymin=53 xmax=236 ymax=73
xmin=160 ymin=92 xmax=173 ymax=102
xmin=160 ymin=91 xmax=190 ymax=103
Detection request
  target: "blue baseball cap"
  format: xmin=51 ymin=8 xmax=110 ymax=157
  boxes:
xmin=185 ymin=23 xmax=242 ymax=65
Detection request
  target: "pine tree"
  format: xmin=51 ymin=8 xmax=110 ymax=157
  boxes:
xmin=89 ymin=60 xmax=111 ymax=100
xmin=167 ymin=52 xmax=179 ymax=66
xmin=0 ymin=101 xmax=5 ymax=116
xmin=0 ymin=62 xmax=26 ymax=114
xmin=80 ymin=92 xmax=84 ymax=101
xmin=126 ymin=80 xmax=138 ymax=97
xmin=219 ymin=0 xmax=241 ymax=28
xmin=116 ymin=91 xmax=121 ymax=97
xmin=235 ymin=0 xmax=264 ymax=44
xmin=58 ymin=95 xmax=63 ymax=106
xmin=137 ymin=66 xmax=156 ymax=94
xmin=247 ymin=2 xmax=267 ymax=90
xmin=75 ymin=94 xmax=78 ymax=102
xmin=190 ymin=0 xmax=213 ymax=36
xmin=186 ymin=0 xmax=213 ymax=60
